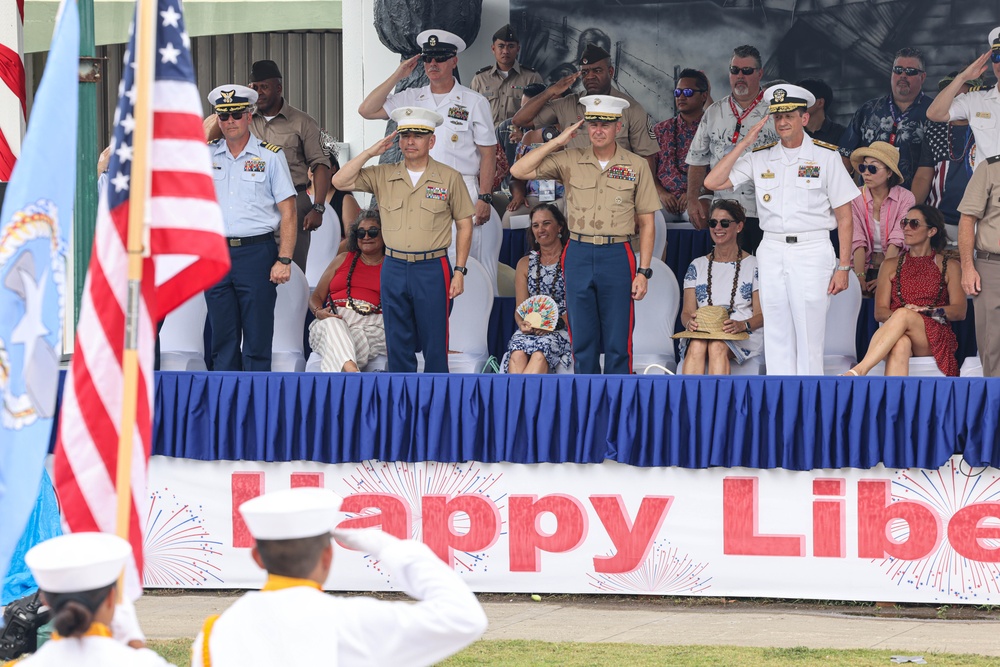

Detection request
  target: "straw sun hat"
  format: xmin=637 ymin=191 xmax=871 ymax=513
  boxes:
xmin=672 ymin=305 xmax=749 ymax=341
xmin=850 ymin=141 xmax=903 ymax=183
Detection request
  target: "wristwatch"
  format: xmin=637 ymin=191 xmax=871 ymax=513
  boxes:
xmin=636 ymin=267 xmax=652 ymax=279
xmin=478 ymin=193 xmax=494 ymax=204
xmin=311 ymin=203 xmax=326 ymax=214
xmin=836 ymin=265 xmax=851 ymax=272
xmin=744 ymin=321 xmax=752 ymax=334
xmin=277 ymin=257 xmax=292 ymax=265
xmin=453 ymin=265 xmax=468 ymax=275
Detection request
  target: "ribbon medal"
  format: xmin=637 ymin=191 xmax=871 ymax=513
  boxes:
xmin=448 ymin=105 xmax=469 ymax=121
xmin=426 ymin=186 xmax=449 ymax=201
xmin=244 ymin=157 xmax=266 ymax=173
xmin=607 ymin=165 xmax=636 ymax=181
xmin=797 ymin=165 xmax=820 ymax=178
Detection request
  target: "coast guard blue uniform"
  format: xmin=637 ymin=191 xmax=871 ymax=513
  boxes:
xmin=207 ymin=85 xmax=296 ymax=371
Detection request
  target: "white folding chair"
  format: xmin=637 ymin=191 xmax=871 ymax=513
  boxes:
xmin=652 ymin=210 xmax=668 ymax=263
xmin=961 ymin=355 xmax=984 ymax=377
xmin=417 ymin=257 xmax=493 ymax=373
xmin=305 ymin=207 xmax=343 ymax=290
xmin=627 ymin=255 xmax=679 ymax=374
xmin=823 ymin=271 xmax=863 ymax=375
xmin=497 ymin=262 xmax=517 ymax=298
xmin=272 ymin=264 xmax=309 ymax=372
xmin=159 ymin=293 xmax=208 ymax=371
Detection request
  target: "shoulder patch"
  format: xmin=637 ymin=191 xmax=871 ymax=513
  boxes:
xmin=207 ymin=138 xmax=220 ymax=146
xmin=969 ymin=85 xmax=985 ymax=92
xmin=752 ymin=141 xmax=777 ymax=153
xmin=988 ymin=155 xmax=1000 ymax=165
xmin=260 ymin=141 xmax=281 ymax=153
xmin=475 ymin=65 xmax=491 ymax=74
xmin=812 ymin=139 xmax=839 ymax=151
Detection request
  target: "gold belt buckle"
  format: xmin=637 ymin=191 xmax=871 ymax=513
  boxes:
xmin=354 ymin=302 xmax=372 ymax=314
xmin=229 ymin=238 xmax=241 ymax=247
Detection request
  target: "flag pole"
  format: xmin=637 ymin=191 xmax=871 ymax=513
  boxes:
xmin=115 ymin=0 xmax=156 ymax=555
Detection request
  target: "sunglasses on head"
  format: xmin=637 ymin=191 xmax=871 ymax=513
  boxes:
xmin=674 ymin=87 xmax=706 ymax=98
xmin=708 ymin=218 xmax=735 ymax=228
xmin=729 ymin=66 xmax=758 ymax=75
xmin=354 ymin=227 xmax=381 ymax=239
xmin=856 ymin=164 xmax=882 ymax=174
xmin=900 ymin=218 xmax=925 ymax=230
xmin=217 ymin=111 xmax=246 ymax=121
xmin=421 ymin=55 xmax=452 ymax=63
xmin=892 ymin=66 xmax=924 ymax=76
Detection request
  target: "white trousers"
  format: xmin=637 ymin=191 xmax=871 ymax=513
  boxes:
xmin=449 ymin=174 xmax=501 ymax=296
xmin=308 ymin=309 xmax=386 ymax=372
xmin=757 ymin=237 xmax=835 ymax=375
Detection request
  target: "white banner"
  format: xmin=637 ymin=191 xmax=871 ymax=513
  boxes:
xmin=144 ymin=455 xmax=1000 ymax=604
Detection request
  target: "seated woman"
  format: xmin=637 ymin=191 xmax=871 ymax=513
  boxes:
xmin=502 ymin=204 xmax=572 ymax=374
xmin=677 ymin=200 xmax=763 ymax=374
xmin=307 ymin=209 xmax=386 ymax=372
xmin=844 ymin=205 xmax=966 ymax=377
xmin=849 ymin=142 xmax=914 ymax=295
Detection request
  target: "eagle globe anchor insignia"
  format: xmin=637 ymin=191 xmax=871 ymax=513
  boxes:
xmin=0 ymin=200 xmax=65 ymax=430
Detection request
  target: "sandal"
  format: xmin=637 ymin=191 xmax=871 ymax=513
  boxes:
xmin=840 ymin=369 xmax=860 ymax=377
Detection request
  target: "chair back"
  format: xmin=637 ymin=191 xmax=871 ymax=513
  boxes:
xmin=159 ymin=292 xmax=207 ymax=370
xmin=652 ymin=210 xmax=668 ymax=262
xmin=449 ymin=257 xmax=492 ymax=356
xmin=633 ymin=255 xmax=680 ymax=358
xmin=824 ymin=271 xmax=862 ymax=358
xmin=305 ymin=207 xmax=343 ymax=290
xmin=272 ymin=263 xmax=309 ymax=370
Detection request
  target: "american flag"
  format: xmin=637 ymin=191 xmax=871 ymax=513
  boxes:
xmin=53 ymin=0 xmax=229 ymax=596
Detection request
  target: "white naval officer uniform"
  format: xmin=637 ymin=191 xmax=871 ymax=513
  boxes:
xmin=383 ymin=81 xmax=502 ymax=295
xmin=729 ymin=134 xmax=858 ymax=374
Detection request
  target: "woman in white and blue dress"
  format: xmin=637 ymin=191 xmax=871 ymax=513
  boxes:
xmin=502 ymin=204 xmax=573 ymax=374
xmin=679 ymin=199 xmax=764 ymax=374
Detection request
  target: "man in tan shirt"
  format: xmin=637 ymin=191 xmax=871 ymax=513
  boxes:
xmin=470 ymin=24 xmax=543 ymax=127
xmin=511 ymin=44 xmax=659 ymax=170
xmin=511 ymin=95 xmax=659 ymax=374
xmin=959 ymin=155 xmax=1000 ymax=376
xmin=249 ymin=59 xmax=332 ymax=272
xmin=333 ymin=107 xmax=474 ymax=373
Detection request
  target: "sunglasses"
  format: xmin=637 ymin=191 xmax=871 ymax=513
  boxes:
xmin=856 ymin=164 xmax=882 ymax=174
xmin=421 ymin=55 xmax=452 ymax=63
xmin=217 ymin=111 xmax=246 ymax=121
xmin=354 ymin=227 xmax=381 ymax=239
xmin=674 ymin=87 xmax=706 ymax=98
xmin=708 ymin=218 xmax=735 ymax=228
xmin=892 ymin=66 xmax=924 ymax=76
xmin=992 ymin=51 xmax=1000 ymax=64
xmin=900 ymin=218 xmax=926 ymax=230
xmin=729 ymin=66 xmax=758 ymax=75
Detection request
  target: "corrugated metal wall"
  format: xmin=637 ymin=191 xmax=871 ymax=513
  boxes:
xmin=90 ymin=30 xmax=343 ymax=151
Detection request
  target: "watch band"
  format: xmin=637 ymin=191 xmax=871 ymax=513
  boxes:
xmin=836 ymin=265 xmax=851 ymax=272
xmin=277 ymin=257 xmax=292 ymax=265
xmin=477 ymin=193 xmax=493 ymax=203
xmin=636 ymin=267 xmax=652 ymax=279
xmin=745 ymin=321 xmax=752 ymax=334
xmin=311 ymin=203 xmax=325 ymax=213
xmin=453 ymin=265 xmax=468 ymax=275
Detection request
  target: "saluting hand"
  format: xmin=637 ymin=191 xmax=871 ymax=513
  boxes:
xmin=960 ymin=52 xmax=991 ymax=83
xmin=394 ymin=55 xmax=421 ymax=82
xmin=742 ymin=115 xmax=769 ymax=149
xmin=367 ymin=131 xmax=398 ymax=158
xmin=553 ymin=119 xmax=585 ymax=147
xmin=550 ymin=71 xmax=581 ymax=97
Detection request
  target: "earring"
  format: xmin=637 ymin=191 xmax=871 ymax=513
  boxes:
xmin=558 ymin=233 xmax=562 ymax=239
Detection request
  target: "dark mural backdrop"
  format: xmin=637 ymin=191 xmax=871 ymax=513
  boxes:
xmin=508 ymin=0 xmax=999 ymax=126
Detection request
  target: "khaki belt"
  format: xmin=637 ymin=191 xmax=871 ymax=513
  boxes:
xmin=227 ymin=233 xmax=274 ymax=247
xmin=569 ymin=232 xmax=632 ymax=245
xmin=385 ymin=247 xmax=448 ymax=263
xmin=976 ymin=250 xmax=1000 ymax=263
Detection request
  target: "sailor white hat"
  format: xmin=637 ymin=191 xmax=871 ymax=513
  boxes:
xmin=239 ymin=487 xmax=345 ymax=541
xmin=208 ymin=84 xmax=258 ymax=112
xmin=391 ymin=106 xmax=444 ymax=134
xmin=25 ymin=533 xmax=131 ymax=594
xmin=580 ymin=95 xmax=629 ymax=121
xmin=417 ymin=29 xmax=466 ymax=56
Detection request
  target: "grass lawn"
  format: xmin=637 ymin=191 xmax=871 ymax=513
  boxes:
xmin=148 ymin=638 xmax=998 ymax=666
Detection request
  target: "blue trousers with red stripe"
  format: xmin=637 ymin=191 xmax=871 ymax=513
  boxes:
xmin=381 ymin=255 xmax=452 ymax=372
xmin=561 ymin=239 xmax=636 ymax=374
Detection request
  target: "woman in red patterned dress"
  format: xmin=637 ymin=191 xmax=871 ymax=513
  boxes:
xmin=844 ymin=205 xmax=966 ymax=376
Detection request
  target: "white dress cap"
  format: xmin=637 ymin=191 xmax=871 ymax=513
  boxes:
xmin=580 ymin=95 xmax=630 ymax=121
xmin=239 ymin=487 xmax=345 ymax=540
xmin=763 ymin=84 xmax=816 ymax=113
xmin=26 ymin=533 xmax=131 ymax=594
xmin=416 ymin=29 xmax=467 ymax=55
xmin=207 ymin=84 xmax=258 ymax=111
xmin=390 ymin=106 xmax=444 ymax=134
xmin=990 ymin=26 xmax=1000 ymax=48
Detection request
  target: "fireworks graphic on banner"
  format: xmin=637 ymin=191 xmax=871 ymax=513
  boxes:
xmin=342 ymin=461 xmax=506 ymax=577
xmin=143 ymin=489 xmax=223 ymax=587
xmin=587 ymin=540 xmax=712 ymax=594
xmin=877 ymin=458 xmax=1000 ymax=600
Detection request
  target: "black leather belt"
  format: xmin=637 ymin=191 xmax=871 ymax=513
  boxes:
xmin=976 ymin=251 xmax=1000 ymax=263
xmin=227 ymin=233 xmax=274 ymax=247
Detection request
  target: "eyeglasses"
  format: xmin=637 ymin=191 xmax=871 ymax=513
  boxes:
xmin=729 ymin=66 xmax=758 ymax=76
xmin=674 ymin=87 xmax=706 ymax=98
xmin=708 ymin=218 xmax=735 ymax=228
xmin=217 ymin=111 xmax=246 ymax=121
xmin=354 ymin=227 xmax=381 ymax=239
xmin=856 ymin=164 xmax=882 ymax=174
xmin=900 ymin=218 xmax=926 ymax=230
xmin=421 ymin=55 xmax=452 ymax=63
xmin=991 ymin=51 xmax=1000 ymax=64
xmin=892 ymin=66 xmax=924 ymax=76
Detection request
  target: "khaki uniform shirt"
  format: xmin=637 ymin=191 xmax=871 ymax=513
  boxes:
xmin=533 ymin=88 xmax=659 ymax=157
xmin=536 ymin=145 xmax=660 ymax=235
xmin=354 ymin=158 xmax=474 ymax=252
xmin=470 ymin=61 xmax=543 ymax=126
xmin=250 ymin=101 xmax=330 ymax=188
xmin=958 ymin=156 xmax=1000 ymax=253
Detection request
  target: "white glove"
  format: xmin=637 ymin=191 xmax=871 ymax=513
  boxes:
xmin=111 ymin=598 xmax=146 ymax=646
xmin=332 ymin=528 xmax=402 ymax=557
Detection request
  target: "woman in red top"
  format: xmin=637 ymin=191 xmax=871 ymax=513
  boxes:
xmin=844 ymin=205 xmax=966 ymax=377
xmin=307 ymin=209 xmax=386 ymax=372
